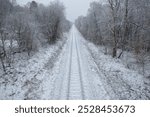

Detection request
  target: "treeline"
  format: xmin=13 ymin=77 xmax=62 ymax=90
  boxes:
xmin=75 ymin=0 xmax=150 ymax=58
xmin=0 ymin=0 xmax=71 ymax=72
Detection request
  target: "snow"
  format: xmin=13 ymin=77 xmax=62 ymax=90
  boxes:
xmin=0 ymin=40 xmax=18 ymax=48
xmin=0 ymin=34 xmax=67 ymax=99
xmin=48 ymin=25 xmax=111 ymax=100
xmin=84 ymin=40 xmax=150 ymax=99
xmin=0 ymin=25 xmax=150 ymax=100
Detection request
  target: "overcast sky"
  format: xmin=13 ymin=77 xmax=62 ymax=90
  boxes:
xmin=17 ymin=0 xmax=101 ymax=22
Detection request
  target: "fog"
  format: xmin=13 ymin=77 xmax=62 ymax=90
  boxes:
xmin=17 ymin=0 xmax=100 ymax=22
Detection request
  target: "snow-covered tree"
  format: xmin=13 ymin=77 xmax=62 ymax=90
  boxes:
xmin=76 ymin=0 xmax=150 ymax=58
xmin=0 ymin=0 xmax=71 ymax=73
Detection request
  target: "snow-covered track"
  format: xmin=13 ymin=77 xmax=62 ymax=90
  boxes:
xmin=52 ymin=25 xmax=111 ymax=100
xmin=66 ymin=27 xmax=85 ymax=100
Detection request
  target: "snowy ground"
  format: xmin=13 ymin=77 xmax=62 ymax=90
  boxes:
xmin=84 ymin=39 xmax=150 ymax=100
xmin=41 ymin=25 xmax=150 ymax=100
xmin=0 ymin=25 xmax=150 ymax=100
xmin=0 ymin=34 xmax=67 ymax=99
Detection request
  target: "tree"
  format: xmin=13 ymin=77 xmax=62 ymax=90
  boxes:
xmin=0 ymin=0 xmax=12 ymax=72
xmin=107 ymin=0 xmax=121 ymax=57
xmin=30 ymin=1 xmax=38 ymax=13
xmin=40 ymin=1 xmax=66 ymax=44
xmin=76 ymin=0 xmax=150 ymax=75
xmin=0 ymin=0 xmax=12 ymax=28
xmin=0 ymin=0 xmax=71 ymax=74
xmin=0 ymin=29 xmax=7 ymax=73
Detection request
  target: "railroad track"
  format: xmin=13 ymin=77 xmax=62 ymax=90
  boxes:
xmin=59 ymin=26 xmax=85 ymax=100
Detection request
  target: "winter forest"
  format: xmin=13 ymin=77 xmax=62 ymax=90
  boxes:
xmin=76 ymin=0 xmax=150 ymax=74
xmin=0 ymin=0 xmax=150 ymax=100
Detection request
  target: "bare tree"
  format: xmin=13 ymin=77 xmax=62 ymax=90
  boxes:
xmin=0 ymin=29 xmax=7 ymax=73
xmin=0 ymin=0 xmax=12 ymax=72
xmin=39 ymin=1 xmax=66 ymax=44
xmin=107 ymin=0 xmax=121 ymax=57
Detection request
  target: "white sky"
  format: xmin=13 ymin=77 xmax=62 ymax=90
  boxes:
xmin=17 ymin=0 xmax=101 ymax=22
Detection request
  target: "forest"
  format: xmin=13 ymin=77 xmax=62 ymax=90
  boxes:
xmin=0 ymin=0 xmax=71 ymax=73
xmin=75 ymin=0 xmax=150 ymax=71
